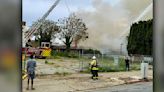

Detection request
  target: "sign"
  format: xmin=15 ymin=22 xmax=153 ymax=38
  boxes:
xmin=144 ymin=57 xmax=153 ymax=62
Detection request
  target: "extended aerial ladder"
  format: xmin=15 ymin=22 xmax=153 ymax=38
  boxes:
xmin=22 ymin=0 xmax=61 ymax=80
xmin=23 ymin=0 xmax=61 ymax=47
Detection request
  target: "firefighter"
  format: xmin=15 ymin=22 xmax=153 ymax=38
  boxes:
xmin=89 ymin=56 xmax=99 ymax=80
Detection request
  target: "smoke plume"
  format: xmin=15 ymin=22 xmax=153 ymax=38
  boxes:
xmin=76 ymin=0 xmax=152 ymax=54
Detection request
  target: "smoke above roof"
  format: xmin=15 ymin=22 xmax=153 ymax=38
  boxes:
xmin=76 ymin=0 xmax=152 ymax=54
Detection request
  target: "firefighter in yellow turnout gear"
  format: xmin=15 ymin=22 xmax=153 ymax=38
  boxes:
xmin=89 ymin=56 xmax=99 ymax=80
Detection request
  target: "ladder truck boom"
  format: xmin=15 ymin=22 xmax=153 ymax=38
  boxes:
xmin=24 ymin=0 xmax=61 ymax=46
xmin=41 ymin=0 xmax=60 ymax=20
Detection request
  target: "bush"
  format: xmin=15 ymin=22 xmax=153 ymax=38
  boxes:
xmin=51 ymin=51 xmax=68 ymax=57
xmin=130 ymin=64 xmax=140 ymax=70
xmin=51 ymin=50 xmax=79 ymax=58
xmin=45 ymin=60 xmax=48 ymax=64
xmin=83 ymin=49 xmax=101 ymax=54
xmin=67 ymin=53 xmax=78 ymax=58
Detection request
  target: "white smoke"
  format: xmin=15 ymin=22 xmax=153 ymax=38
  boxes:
xmin=76 ymin=0 xmax=152 ymax=54
xmin=120 ymin=2 xmax=153 ymax=37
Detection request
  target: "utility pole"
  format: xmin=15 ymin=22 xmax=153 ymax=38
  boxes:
xmin=94 ymin=50 xmax=95 ymax=56
xmin=120 ymin=43 xmax=123 ymax=55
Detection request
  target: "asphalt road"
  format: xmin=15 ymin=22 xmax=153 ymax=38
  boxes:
xmin=86 ymin=82 xmax=152 ymax=92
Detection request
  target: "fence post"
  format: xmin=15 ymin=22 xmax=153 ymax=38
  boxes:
xmin=114 ymin=56 xmax=119 ymax=71
xmin=78 ymin=50 xmax=81 ymax=71
xmin=81 ymin=49 xmax=84 ymax=71
xmin=102 ymin=53 xmax=103 ymax=62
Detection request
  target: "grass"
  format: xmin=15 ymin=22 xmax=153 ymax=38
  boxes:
xmin=79 ymin=57 xmax=141 ymax=73
xmin=49 ymin=53 xmax=141 ymax=73
xmin=51 ymin=51 xmax=79 ymax=58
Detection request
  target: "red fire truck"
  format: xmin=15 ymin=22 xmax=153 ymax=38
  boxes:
xmin=22 ymin=42 xmax=51 ymax=59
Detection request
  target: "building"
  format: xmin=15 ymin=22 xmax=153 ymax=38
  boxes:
xmin=22 ymin=21 xmax=30 ymax=47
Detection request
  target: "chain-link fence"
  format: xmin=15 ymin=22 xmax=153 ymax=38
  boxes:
xmin=78 ymin=54 xmax=153 ymax=72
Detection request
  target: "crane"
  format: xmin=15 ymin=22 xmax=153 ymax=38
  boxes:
xmin=23 ymin=0 xmax=61 ymax=47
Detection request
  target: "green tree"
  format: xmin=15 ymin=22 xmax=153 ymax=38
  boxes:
xmin=32 ymin=19 xmax=59 ymax=46
xmin=58 ymin=13 xmax=88 ymax=52
xmin=127 ymin=19 xmax=153 ymax=55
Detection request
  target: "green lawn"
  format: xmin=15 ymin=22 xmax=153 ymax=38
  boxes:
xmin=79 ymin=56 xmax=141 ymax=73
xmin=49 ymin=52 xmax=141 ymax=73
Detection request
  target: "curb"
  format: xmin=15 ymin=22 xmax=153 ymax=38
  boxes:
xmin=125 ymin=78 xmax=152 ymax=84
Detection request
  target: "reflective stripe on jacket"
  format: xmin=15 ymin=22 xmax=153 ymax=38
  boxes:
xmin=90 ymin=60 xmax=99 ymax=70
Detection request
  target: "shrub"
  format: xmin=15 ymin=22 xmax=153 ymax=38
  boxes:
xmin=45 ymin=60 xmax=48 ymax=64
xmin=51 ymin=50 xmax=79 ymax=58
xmin=83 ymin=49 xmax=101 ymax=54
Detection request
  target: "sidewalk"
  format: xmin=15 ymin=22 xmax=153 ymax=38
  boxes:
xmin=23 ymin=70 xmax=153 ymax=92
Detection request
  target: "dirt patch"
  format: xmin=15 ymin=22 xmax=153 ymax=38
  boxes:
xmin=23 ymin=58 xmax=153 ymax=92
xmin=119 ymin=77 xmax=136 ymax=82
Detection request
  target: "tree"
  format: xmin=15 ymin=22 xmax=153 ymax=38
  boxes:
xmin=127 ymin=19 xmax=153 ymax=55
xmin=83 ymin=49 xmax=101 ymax=54
xmin=32 ymin=19 xmax=59 ymax=46
xmin=58 ymin=13 xmax=88 ymax=52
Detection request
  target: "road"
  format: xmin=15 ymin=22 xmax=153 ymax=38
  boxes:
xmin=86 ymin=82 xmax=152 ymax=92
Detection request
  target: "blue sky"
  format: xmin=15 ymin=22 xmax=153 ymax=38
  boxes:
xmin=23 ymin=0 xmax=120 ymax=26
